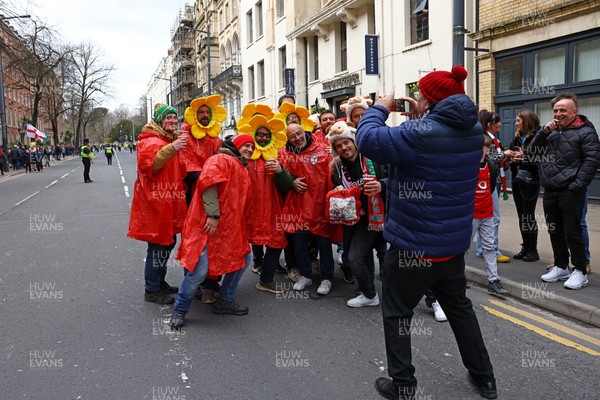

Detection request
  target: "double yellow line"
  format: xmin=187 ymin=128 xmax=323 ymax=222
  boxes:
xmin=482 ymin=300 xmax=600 ymax=356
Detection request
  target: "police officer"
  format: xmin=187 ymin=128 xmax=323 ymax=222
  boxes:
xmin=81 ymin=138 xmax=94 ymax=183
xmin=105 ymin=143 xmax=113 ymax=165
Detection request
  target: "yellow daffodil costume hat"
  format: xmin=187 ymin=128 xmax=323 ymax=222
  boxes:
xmin=237 ymin=114 xmax=286 ymax=161
xmin=183 ymin=94 xmax=227 ymax=139
xmin=273 ymin=102 xmax=315 ymax=133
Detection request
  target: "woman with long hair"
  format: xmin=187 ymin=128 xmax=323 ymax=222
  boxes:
xmin=510 ymin=109 xmax=541 ymax=261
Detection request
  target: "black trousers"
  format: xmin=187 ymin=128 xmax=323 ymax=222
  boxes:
xmin=82 ymin=158 xmax=91 ymax=181
xmin=543 ymin=188 xmax=587 ymax=271
xmin=106 ymin=154 xmax=112 ymax=165
xmin=342 ymin=218 xmax=378 ymax=298
xmin=512 ymin=179 xmax=540 ymax=251
xmin=382 ymin=247 xmax=495 ymax=387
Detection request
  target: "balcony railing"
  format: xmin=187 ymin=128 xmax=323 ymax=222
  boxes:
xmin=213 ymin=64 xmax=242 ymax=89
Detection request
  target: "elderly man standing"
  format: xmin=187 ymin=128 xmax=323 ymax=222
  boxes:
xmin=128 ymin=104 xmax=188 ymax=304
xmin=533 ymin=93 xmax=600 ymax=290
xmin=357 ymin=67 xmax=497 ymax=399
xmin=281 ymin=123 xmax=341 ymax=295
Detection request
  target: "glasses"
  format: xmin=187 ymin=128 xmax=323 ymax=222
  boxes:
xmin=255 ymin=131 xmax=271 ymax=139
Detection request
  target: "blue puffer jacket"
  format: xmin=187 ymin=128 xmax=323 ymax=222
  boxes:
xmin=356 ymin=94 xmax=483 ymax=258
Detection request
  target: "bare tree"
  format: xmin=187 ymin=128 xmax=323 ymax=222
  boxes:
xmin=70 ymin=41 xmax=113 ymax=147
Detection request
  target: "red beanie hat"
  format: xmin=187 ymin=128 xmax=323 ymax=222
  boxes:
xmin=419 ymin=66 xmax=468 ymax=104
xmin=232 ymin=134 xmax=255 ymax=150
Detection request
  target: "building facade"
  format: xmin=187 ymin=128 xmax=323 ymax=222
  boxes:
xmin=145 ymin=53 xmax=173 ymax=122
xmin=171 ymin=4 xmax=197 ymax=119
xmin=472 ymin=0 xmax=600 ymax=197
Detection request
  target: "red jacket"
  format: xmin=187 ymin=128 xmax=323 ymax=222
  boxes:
xmin=127 ymin=125 xmax=187 ymax=245
xmin=177 ymin=151 xmax=252 ymax=274
xmin=246 ymin=158 xmax=287 ymax=249
xmin=281 ymin=140 xmax=342 ymax=242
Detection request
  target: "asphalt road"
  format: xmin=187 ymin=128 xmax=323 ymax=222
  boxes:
xmin=1 ymin=150 xmax=598 ymax=400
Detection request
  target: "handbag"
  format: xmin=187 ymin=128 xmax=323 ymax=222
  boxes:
xmin=326 ymin=187 xmax=362 ymax=226
xmin=515 ymin=168 xmax=539 ymax=185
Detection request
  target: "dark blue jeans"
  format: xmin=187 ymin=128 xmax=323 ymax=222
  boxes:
xmin=144 ymin=237 xmax=176 ymax=293
xmin=292 ymin=231 xmax=333 ymax=280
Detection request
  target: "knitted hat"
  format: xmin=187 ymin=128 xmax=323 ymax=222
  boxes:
xmin=341 ymin=95 xmax=373 ymax=121
xmin=153 ymin=103 xmax=177 ymax=124
xmin=419 ymin=66 xmax=468 ymax=104
xmin=232 ymin=134 xmax=255 ymax=150
xmin=327 ymin=121 xmax=356 ymax=157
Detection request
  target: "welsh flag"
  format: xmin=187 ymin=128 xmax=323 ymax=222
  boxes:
xmin=26 ymin=124 xmax=47 ymax=140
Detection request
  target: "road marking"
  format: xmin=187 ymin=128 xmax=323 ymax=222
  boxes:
xmin=489 ymin=300 xmax=600 ymax=347
xmin=119 ymin=170 xmax=123 ymax=175
xmin=60 ymin=173 xmax=69 ymax=179
xmin=121 ymin=176 xmax=126 ymax=184
xmin=70 ymin=168 xmax=78 ymax=173
xmin=482 ymin=305 xmax=600 ymax=356
xmin=15 ymin=191 xmax=40 ymax=206
xmin=124 ymin=186 xmax=130 ymax=197
xmin=44 ymin=180 xmax=58 ymax=188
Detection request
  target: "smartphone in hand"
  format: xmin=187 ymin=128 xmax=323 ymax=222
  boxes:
xmin=390 ymin=99 xmax=406 ymax=112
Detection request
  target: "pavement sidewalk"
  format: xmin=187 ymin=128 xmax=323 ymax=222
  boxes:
xmin=465 ymin=194 xmax=600 ymax=328
xmin=0 ymin=155 xmax=78 ymax=182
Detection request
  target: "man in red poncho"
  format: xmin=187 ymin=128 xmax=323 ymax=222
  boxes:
xmin=127 ymin=103 xmax=188 ymax=304
xmin=170 ymin=135 xmax=256 ymax=329
xmin=281 ymin=123 xmax=342 ymax=296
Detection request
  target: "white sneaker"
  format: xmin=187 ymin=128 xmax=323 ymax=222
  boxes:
xmin=316 ymin=279 xmax=332 ymax=295
xmin=293 ymin=276 xmax=312 ymax=291
xmin=564 ymin=269 xmax=589 ymax=290
xmin=336 ymin=252 xmax=343 ymax=265
xmin=431 ymin=301 xmax=447 ymax=322
xmin=541 ymin=266 xmax=571 ymax=282
xmin=347 ymin=293 xmax=380 ymax=308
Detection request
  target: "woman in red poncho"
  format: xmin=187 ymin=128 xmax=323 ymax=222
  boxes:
xmin=127 ymin=104 xmax=188 ymax=305
xmin=170 ymin=135 xmax=256 ymax=329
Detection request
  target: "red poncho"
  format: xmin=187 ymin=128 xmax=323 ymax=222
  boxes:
xmin=246 ymin=158 xmax=287 ymax=249
xmin=280 ymin=141 xmax=342 ymax=242
xmin=179 ymin=122 xmax=222 ymax=174
xmin=177 ymin=152 xmax=252 ymax=274
xmin=127 ymin=126 xmax=187 ymax=245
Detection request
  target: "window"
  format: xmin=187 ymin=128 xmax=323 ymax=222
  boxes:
xmin=574 ymin=38 xmax=600 ymax=82
xmin=279 ymin=46 xmax=287 ymax=88
xmin=256 ymin=1 xmax=263 ymax=37
xmin=248 ymin=66 xmax=255 ymax=99
xmin=410 ymin=0 xmax=429 ymax=44
xmin=534 ymin=47 xmax=565 ymax=86
xmin=339 ymin=22 xmax=347 ymax=72
xmin=276 ymin=0 xmax=285 ymax=18
xmin=258 ymin=60 xmax=265 ymax=97
xmin=497 ymin=56 xmax=523 ymax=93
xmin=312 ymin=36 xmax=319 ymax=81
xmin=246 ymin=10 xmax=253 ymax=44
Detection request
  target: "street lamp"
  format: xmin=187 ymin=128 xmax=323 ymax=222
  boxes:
xmin=181 ymin=23 xmax=212 ymax=95
xmin=0 ymin=15 xmax=31 ymax=152
xmin=154 ymin=76 xmax=172 ymax=105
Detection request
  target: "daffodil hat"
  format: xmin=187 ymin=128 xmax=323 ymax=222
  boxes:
xmin=183 ymin=94 xmax=227 ymax=139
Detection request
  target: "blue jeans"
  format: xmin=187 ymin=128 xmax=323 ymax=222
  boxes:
xmin=144 ymin=238 xmax=176 ymax=293
xmin=582 ymin=189 xmax=590 ymax=263
xmin=292 ymin=231 xmax=334 ymax=280
xmin=472 ymin=218 xmax=499 ymax=282
xmin=219 ymin=251 xmax=252 ymax=301
xmin=174 ymin=245 xmax=210 ymax=312
xmin=477 ymin=187 xmax=501 ymax=257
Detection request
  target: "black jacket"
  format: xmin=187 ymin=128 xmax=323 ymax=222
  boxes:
xmin=529 ymin=115 xmax=600 ymax=192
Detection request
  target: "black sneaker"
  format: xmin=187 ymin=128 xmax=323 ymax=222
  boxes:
xmin=513 ymin=247 xmax=526 ymax=260
xmin=160 ymin=280 xmax=179 ymax=295
xmin=340 ymin=265 xmax=355 ymax=284
xmin=251 ymin=264 xmax=262 ymax=274
xmin=170 ymin=310 xmax=186 ymax=330
xmin=522 ymin=250 xmax=540 ymax=262
xmin=212 ymin=297 xmax=249 ymax=315
xmin=144 ymin=290 xmax=174 ymax=304
xmin=488 ymin=280 xmax=508 ymax=295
